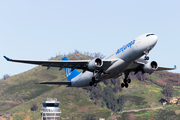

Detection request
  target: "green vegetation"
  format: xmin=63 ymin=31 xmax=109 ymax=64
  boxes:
xmin=0 ymin=53 xmax=180 ymax=120
xmin=173 ymin=88 xmax=180 ymax=97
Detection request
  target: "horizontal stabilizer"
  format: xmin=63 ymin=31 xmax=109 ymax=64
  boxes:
xmin=39 ymin=81 xmax=71 ymax=85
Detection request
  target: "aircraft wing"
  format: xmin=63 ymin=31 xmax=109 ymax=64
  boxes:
xmin=128 ymin=60 xmax=176 ymax=72
xmin=3 ymin=56 xmax=112 ymax=70
xmin=157 ymin=65 xmax=177 ymax=71
xmin=4 ymin=56 xmax=91 ymax=70
xmin=39 ymin=81 xmax=71 ymax=85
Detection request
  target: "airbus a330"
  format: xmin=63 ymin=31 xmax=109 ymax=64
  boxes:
xmin=4 ymin=33 xmax=176 ymax=88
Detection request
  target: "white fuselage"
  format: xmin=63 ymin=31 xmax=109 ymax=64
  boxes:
xmin=70 ymin=33 xmax=158 ymax=87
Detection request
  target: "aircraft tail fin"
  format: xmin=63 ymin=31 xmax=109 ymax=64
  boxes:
xmin=62 ymin=56 xmax=81 ymax=81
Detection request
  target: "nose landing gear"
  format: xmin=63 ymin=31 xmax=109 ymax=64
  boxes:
xmin=144 ymin=50 xmax=150 ymax=60
xmin=144 ymin=56 xmax=149 ymax=60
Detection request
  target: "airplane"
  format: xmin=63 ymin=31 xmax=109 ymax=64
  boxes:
xmin=3 ymin=33 xmax=176 ymax=88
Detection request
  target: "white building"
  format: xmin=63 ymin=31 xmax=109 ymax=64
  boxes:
xmin=41 ymin=98 xmax=61 ymax=120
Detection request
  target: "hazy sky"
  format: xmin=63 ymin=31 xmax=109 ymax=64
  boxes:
xmin=1 ymin=0 xmax=180 ymax=78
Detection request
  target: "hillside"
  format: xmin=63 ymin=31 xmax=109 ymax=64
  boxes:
xmin=0 ymin=53 xmax=180 ymax=120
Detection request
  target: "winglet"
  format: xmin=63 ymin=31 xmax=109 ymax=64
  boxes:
xmin=3 ymin=56 xmax=11 ymax=61
xmin=174 ymin=65 xmax=177 ymax=69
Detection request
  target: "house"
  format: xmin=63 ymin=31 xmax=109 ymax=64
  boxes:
xmin=169 ymin=97 xmax=178 ymax=104
xmin=176 ymin=97 xmax=180 ymax=105
xmin=99 ymin=118 xmax=105 ymax=120
xmin=109 ymin=116 xmax=117 ymax=120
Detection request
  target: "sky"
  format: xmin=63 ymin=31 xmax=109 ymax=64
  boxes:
xmin=0 ymin=0 xmax=180 ymax=78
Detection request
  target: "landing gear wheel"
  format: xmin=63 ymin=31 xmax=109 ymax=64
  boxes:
xmin=127 ymin=79 xmax=131 ymax=83
xmin=123 ymin=70 xmax=131 ymax=88
xmin=123 ymin=79 xmax=127 ymax=83
xmin=121 ymin=83 xmax=125 ymax=88
xmin=91 ymin=77 xmax=97 ymax=87
xmin=144 ymin=56 xmax=149 ymax=60
xmin=125 ymin=83 xmax=128 ymax=88
xmin=89 ymin=82 xmax=93 ymax=86
xmin=92 ymin=77 xmax=95 ymax=83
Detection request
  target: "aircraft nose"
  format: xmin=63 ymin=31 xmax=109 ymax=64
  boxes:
xmin=151 ymin=35 xmax=158 ymax=46
xmin=154 ymin=35 xmax=158 ymax=42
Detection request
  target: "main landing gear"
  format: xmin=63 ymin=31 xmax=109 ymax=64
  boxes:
xmin=89 ymin=71 xmax=101 ymax=87
xmin=121 ymin=70 xmax=131 ymax=88
xmin=121 ymin=79 xmax=131 ymax=88
xmin=89 ymin=77 xmax=97 ymax=87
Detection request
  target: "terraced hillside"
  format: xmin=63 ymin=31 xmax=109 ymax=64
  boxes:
xmin=0 ymin=53 xmax=180 ymax=120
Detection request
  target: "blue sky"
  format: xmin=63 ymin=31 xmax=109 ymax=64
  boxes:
xmin=0 ymin=0 xmax=180 ymax=78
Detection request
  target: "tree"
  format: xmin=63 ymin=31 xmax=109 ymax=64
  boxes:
xmin=84 ymin=114 xmax=97 ymax=120
xmin=1 ymin=74 xmax=10 ymax=80
xmin=89 ymin=84 xmax=102 ymax=100
xmin=136 ymin=73 xmax=148 ymax=81
xmin=117 ymin=95 xmax=125 ymax=111
xmin=162 ymin=84 xmax=173 ymax=99
xmin=74 ymin=49 xmax=80 ymax=54
xmin=31 ymin=104 xmax=38 ymax=111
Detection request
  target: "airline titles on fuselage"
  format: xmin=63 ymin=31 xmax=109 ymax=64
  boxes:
xmin=116 ymin=40 xmax=135 ymax=55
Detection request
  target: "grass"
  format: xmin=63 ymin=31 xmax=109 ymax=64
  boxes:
xmin=135 ymin=109 xmax=158 ymax=119
xmin=122 ymin=96 xmax=148 ymax=110
xmin=149 ymin=75 xmax=160 ymax=80
xmin=13 ymin=113 xmax=27 ymax=120
xmin=122 ymin=79 xmax=163 ymax=108
xmin=133 ymin=104 xmax=180 ymax=120
xmin=0 ymin=54 xmax=180 ymax=120
xmin=173 ymin=88 xmax=180 ymax=97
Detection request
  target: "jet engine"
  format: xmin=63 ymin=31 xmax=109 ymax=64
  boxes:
xmin=88 ymin=58 xmax=103 ymax=71
xmin=143 ymin=61 xmax=158 ymax=74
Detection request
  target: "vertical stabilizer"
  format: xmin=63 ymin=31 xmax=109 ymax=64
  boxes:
xmin=62 ymin=56 xmax=81 ymax=81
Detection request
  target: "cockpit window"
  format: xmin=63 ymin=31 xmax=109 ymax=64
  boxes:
xmin=146 ymin=34 xmax=154 ymax=37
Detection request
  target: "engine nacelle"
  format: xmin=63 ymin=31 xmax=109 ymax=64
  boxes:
xmin=143 ymin=61 xmax=158 ymax=74
xmin=88 ymin=58 xmax=103 ymax=71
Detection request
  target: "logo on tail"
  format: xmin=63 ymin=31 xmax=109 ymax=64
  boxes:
xmin=65 ymin=68 xmax=72 ymax=77
xmin=62 ymin=56 xmax=81 ymax=81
